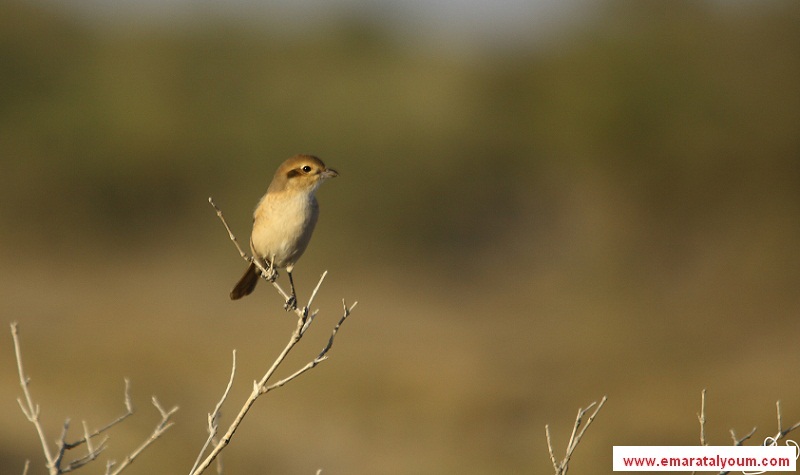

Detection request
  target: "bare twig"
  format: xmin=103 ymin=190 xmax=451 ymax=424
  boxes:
xmin=545 ymin=396 xmax=607 ymax=475
xmin=106 ymin=397 xmax=178 ymax=475
xmin=191 ymin=350 xmax=237 ymax=475
xmin=12 ymin=322 xmax=57 ymax=474
xmin=697 ymin=388 xmax=707 ymax=446
xmin=730 ymin=427 xmax=757 ymax=446
xmin=209 ymin=196 xmax=251 ymax=263
xmin=52 ymin=421 xmax=70 ymax=473
xmin=772 ymin=400 xmax=800 ymax=442
xmin=82 ymin=421 xmax=95 ymax=457
xmin=53 ymin=418 xmax=109 ymax=473
xmin=63 ymin=379 xmax=134 ymax=451
xmin=264 ymin=300 xmax=357 ymax=394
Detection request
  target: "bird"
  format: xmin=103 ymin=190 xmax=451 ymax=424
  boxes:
xmin=230 ymin=154 xmax=338 ymax=309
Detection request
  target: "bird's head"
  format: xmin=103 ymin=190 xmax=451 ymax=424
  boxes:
xmin=269 ymin=154 xmax=338 ymax=194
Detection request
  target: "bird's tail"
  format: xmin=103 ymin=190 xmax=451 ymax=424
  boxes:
xmin=230 ymin=262 xmax=260 ymax=300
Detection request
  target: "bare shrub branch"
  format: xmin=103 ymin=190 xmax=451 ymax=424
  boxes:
xmin=729 ymin=426 xmax=758 ymax=447
xmin=190 ymin=199 xmax=357 ymax=475
xmin=697 ymin=388 xmax=708 ymax=446
xmin=12 ymin=322 xmax=55 ymax=472
xmin=773 ymin=400 xmax=800 ymax=442
xmin=10 ymin=322 xmax=177 ymax=474
xmin=106 ymin=397 xmax=178 ymax=475
xmin=190 ymin=350 xmax=237 ymax=475
xmin=545 ymin=396 xmax=607 ymax=475
xmin=694 ymin=390 xmax=800 ymax=475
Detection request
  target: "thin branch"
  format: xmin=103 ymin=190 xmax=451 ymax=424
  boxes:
xmin=209 ymin=196 xmax=250 ymax=263
xmin=773 ymin=400 xmax=800 ymax=441
xmin=263 ymin=300 xmax=357 ymax=394
xmin=545 ymin=396 xmax=607 ymax=475
xmin=730 ymin=427 xmax=757 ymax=446
xmin=62 ymin=433 xmax=108 ymax=473
xmin=318 ymin=300 xmax=357 ymax=361
xmin=305 ymin=271 xmax=328 ymax=316
xmin=569 ymin=397 xmax=606 ymax=457
xmin=106 ymin=397 xmax=178 ymax=475
xmin=545 ymin=425 xmax=558 ymax=472
xmin=300 ymin=272 xmax=328 ymax=333
xmin=82 ymin=421 xmax=94 ymax=456
xmin=697 ymin=388 xmax=707 ymax=446
xmin=55 ymin=419 xmax=111 ymax=473
xmin=63 ymin=379 xmax=134 ymax=450
xmin=191 ymin=351 xmax=237 ymax=475
xmin=52 ymin=421 xmax=70 ymax=473
xmin=11 ymin=322 xmax=57 ymax=474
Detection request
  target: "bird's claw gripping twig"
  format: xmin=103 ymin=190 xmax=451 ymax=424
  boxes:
xmin=284 ymin=295 xmax=297 ymax=311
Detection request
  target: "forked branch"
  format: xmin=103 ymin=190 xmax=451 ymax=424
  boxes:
xmin=546 ymin=396 xmax=607 ymax=475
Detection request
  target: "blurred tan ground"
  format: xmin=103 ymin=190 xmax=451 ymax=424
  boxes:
xmin=2 ymin=1 xmax=800 ymax=473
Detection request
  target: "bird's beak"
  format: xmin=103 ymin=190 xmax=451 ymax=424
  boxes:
xmin=322 ymin=168 xmax=338 ymax=179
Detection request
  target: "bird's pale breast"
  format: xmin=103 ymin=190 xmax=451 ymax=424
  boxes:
xmin=250 ymin=190 xmax=319 ymax=269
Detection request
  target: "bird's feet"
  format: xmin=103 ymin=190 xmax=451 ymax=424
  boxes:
xmin=284 ymin=295 xmax=297 ymax=311
xmin=258 ymin=266 xmax=278 ymax=282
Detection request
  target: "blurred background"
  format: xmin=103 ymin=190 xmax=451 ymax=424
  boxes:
xmin=2 ymin=0 xmax=799 ymax=473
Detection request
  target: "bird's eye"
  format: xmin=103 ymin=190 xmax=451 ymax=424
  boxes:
xmin=302 ymin=165 xmax=312 ymax=173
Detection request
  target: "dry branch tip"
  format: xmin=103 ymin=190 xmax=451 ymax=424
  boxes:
xmin=546 ymin=396 xmax=607 ymax=475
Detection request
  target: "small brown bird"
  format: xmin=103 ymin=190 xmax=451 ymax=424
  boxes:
xmin=230 ymin=154 xmax=338 ymax=308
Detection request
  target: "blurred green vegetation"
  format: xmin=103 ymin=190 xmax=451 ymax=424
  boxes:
xmin=2 ymin=0 xmax=800 ymax=474
xmin=4 ymin=0 xmax=796 ymax=259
